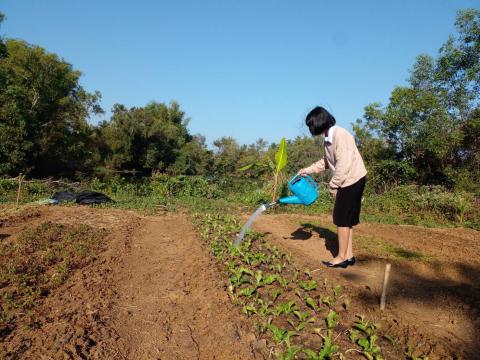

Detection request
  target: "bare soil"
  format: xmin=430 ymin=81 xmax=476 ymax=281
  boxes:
xmin=1 ymin=205 xmax=478 ymax=359
xmin=252 ymin=213 xmax=480 ymax=359
xmin=0 ymin=206 xmax=261 ymax=359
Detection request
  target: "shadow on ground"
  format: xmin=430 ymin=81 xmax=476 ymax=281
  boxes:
xmin=290 ymin=223 xmax=338 ymax=257
xmin=285 ymin=223 xmax=480 ymax=359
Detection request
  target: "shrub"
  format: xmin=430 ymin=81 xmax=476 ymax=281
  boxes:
xmin=151 ymin=174 xmax=222 ymax=199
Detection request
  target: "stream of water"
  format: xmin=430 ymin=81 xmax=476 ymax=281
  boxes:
xmin=234 ymin=204 xmax=268 ymax=246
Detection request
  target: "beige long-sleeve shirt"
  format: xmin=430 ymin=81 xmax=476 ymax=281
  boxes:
xmin=303 ymin=126 xmax=367 ymax=193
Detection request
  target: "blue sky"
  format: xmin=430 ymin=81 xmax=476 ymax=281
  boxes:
xmin=2 ymin=0 xmax=478 ymax=146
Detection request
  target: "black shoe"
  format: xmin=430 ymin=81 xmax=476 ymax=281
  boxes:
xmin=322 ymin=259 xmax=349 ymax=268
xmin=347 ymin=257 xmax=356 ymax=266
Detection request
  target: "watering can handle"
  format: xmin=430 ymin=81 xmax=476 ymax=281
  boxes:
xmin=304 ymin=175 xmax=318 ymax=190
xmin=289 ymin=174 xmax=300 ymax=185
xmin=289 ymin=174 xmax=318 ymax=190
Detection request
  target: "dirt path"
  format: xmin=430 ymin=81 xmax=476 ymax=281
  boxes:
xmin=112 ymin=214 xmax=260 ymax=359
xmin=252 ymin=213 xmax=480 ymax=358
xmin=1 ymin=207 xmax=263 ymax=359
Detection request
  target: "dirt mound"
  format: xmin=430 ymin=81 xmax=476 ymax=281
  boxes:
xmin=111 ymin=213 xmax=261 ymax=359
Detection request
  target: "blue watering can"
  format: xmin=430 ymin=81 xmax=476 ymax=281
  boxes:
xmin=278 ymin=175 xmax=318 ymax=205
xmin=234 ymin=174 xmax=319 ymax=246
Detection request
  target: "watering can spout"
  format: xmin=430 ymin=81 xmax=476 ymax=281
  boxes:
xmin=278 ymin=195 xmax=303 ymax=205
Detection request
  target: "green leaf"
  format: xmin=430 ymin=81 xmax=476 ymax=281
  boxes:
xmin=304 ymin=349 xmax=318 ymax=360
xmin=242 ymin=305 xmax=257 ymax=315
xmin=264 ymin=274 xmax=278 ymax=285
xmin=326 ymin=310 xmax=338 ymax=329
xmin=275 ymin=138 xmax=288 ymax=172
xmin=358 ymin=337 xmax=370 ymax=351
xmin=306 ymin=297 xmax=318 ymax=311
xmin=238 ymin=163 xmax=254 ymax=172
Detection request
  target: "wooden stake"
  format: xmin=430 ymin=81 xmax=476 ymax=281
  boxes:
xmin=16 ymin=174 xmax=23 ymax=208
xmin=380 ymin=263 xmax=391 ymax=310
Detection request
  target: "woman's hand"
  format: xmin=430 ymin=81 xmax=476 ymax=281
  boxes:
xmin=329 ymin=187 xmax=337 ymax=198
xmin=297 ymin=168 xmax=309 ymax=176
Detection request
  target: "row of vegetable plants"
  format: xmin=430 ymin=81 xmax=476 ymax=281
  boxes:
xmin=193 ymin=212 xmax=429 ymax=360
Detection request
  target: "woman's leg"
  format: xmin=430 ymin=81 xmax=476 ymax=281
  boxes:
xmin=331 ymin=226 xmax=349 ymax=264
xmin=346 ymin=227 xmax=353 ymax=259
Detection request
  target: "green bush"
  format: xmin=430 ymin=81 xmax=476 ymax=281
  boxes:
xmin=151 ymin=174 xmax=222 ymax=199
xmin=362 ymin=185 xmax=478 ymax=228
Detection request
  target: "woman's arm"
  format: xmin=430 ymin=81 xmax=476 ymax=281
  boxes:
xmin=298 ymin=156 xmax=328 ymax=175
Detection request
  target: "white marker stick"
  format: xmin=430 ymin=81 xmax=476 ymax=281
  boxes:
xmin=380 ymin=263 xmax=391 ymax=310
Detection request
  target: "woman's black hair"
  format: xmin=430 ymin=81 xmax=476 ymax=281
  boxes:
xmin=305 ymin=106 xmax=336 ymax=136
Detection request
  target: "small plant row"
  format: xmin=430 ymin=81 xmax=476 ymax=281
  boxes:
xmin=193 ymin=213 xmax=429 ymax=360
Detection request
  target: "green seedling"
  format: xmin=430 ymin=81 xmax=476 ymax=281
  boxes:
xmin=268 ymin=324 xmax=298 ymax=347
xmin=405 ymin=346 xmax=429 ymax=360
xmin=277 ymin=276 xmax=289 ymax=289
xmin=273 ymin=300 xmax=298 ymax=316
xmin=383 ymin=334 xmax=398 ymax=348
xmin=225 ymin=260 xmax=237 ymax=272
xmin=326 ymin=310 xmax=338 ymax=330
xmin=229 ymin=266 xmax=254 ymax=287
xmin=271 ymin=261 xmax=284 ymax=272
xmin=242 ymin=304 xmax=257 ymax=316
xmin=358 ymin=335 xmax=382 ymax=360
xmin=256 ymin=298 xmax=273 ymax=316
xmin=306 ymin=318 xmax=339 ymax=360
xmin=299 ymin=280 xmax=318 ymax=292
xmin=251 ymin=252 xmax=270 ymax=266
xmin=342 ymin=297 xmax=350 ymax=310
xmin=321 ymin=295 xmax=334 ymax=308
xmin=306 ymin=297 xmax=319 ymax=312
xmin=210 ymin=240 xmax=224 ymax=258
xmin=353 ymin=315 xmax=380 ymax=336
xmin=277 ymin=345 xmax=303 ymax=360
xmin=271 ymin=288 xmax=283 ymax=301
xmin=228 ymin=243 xmax=242 ymax=257
xmin=288 ymin=311 xmax=316 ymax=331
xmin=284 ymin=253 xmax=292 ymax=264
xmin=292 ymin=269 xmax=300 ymax=282
xmin=321 ymin=285 xmax=341 ymax=308
xmin=262 ymin=273 xmax=279 ymax=286
xmin=239 ymin=287 xmax=256 ymax=298
xmin=256 ymin=317 xmax=272 ymax=333
xmin=349 ymin=329 xmax=360 ymax=343
xmin=304 ymin=338 xmax=338 ymax=359
xmin=353 ymin=315 xmax=383 ymax=360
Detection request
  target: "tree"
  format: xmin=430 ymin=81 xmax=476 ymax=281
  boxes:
xmin=170 ymin=134 xmax=213 ymax=175
xmin=100 ymin=101 xmax=194 ymax=174
xmin=354 ymin=9 xmax=480 ymax=189
xmin=0 ymin=13 xmax=6 ymax=58
xmin=212 ymin=136 xmax=242 ymax=175
xmin=0 ymin=39 xmax=102 ymax=177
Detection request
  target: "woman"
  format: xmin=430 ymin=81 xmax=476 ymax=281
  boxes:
xmin=298 ymin=106 xmax=367 ymax=268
